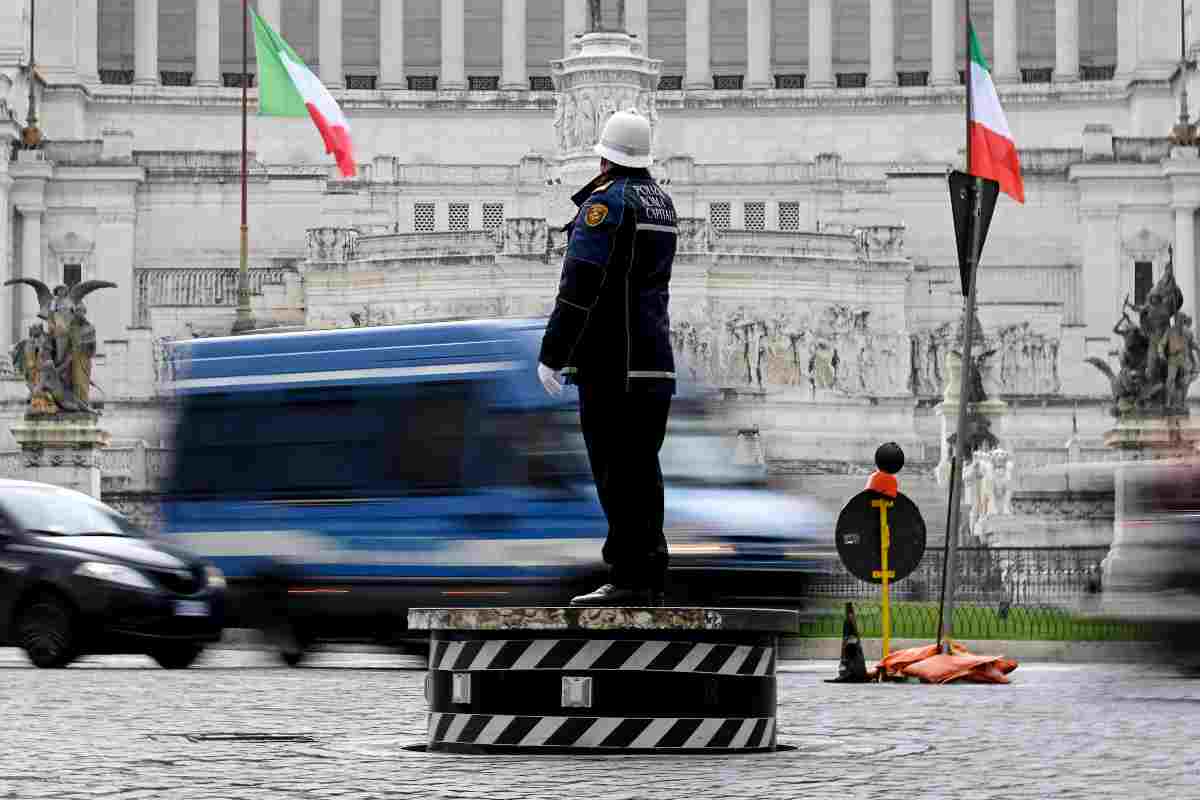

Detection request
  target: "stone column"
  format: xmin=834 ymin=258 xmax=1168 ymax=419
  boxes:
xmin=626 ymin=0 xmax=649 ymax=45
xmin=379 ymin=0 xmax=405 ymax=89
xmin=1054 ymin=0 xmax=1080 ymax=83
xmin=869 ymin=0 xmax=897 ymax=88
xmin=563 ymin=0 xmax=587 ymax=54
xmin=1115 ymin=0 xmax=1136 ymax=80
xmin=195 ymin=0 xmax=220 ymax=87
xmin=441 ymin=0 xmax=466 ymax=90
xmin=930 ymin=0 xmax=956 ymax=87
xmin=992 ymin=0 xmax=1019 ymax=85
xmin=1176 ymin=204 xmax=1198 ymax=322
xmin=0 ymin=167 xmax=11 ymax=355
xmin=502 ymin=0 xmax=527 ymax=90
xmin=133 ymin=0 xmax=159 ymax=86
xmin=78 ymin=0 xmax=99 ymax=84
xmin=685 ymin=0 xmax=710 ymax=90
xmin=258 ymin=0 xmax=282 ymax=31
xmin=746 ymin=0 xmax=772 ymax=90
xmin=807 ymin=0 xmax=833 ymax=89
xmin=319 ymin=0 xmax=344 ymax=89
xmin=16 ymin=204 xmax=43 ymax=335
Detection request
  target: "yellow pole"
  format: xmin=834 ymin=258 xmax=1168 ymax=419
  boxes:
xmin=871 ymin=499 xmax=896 ymax=665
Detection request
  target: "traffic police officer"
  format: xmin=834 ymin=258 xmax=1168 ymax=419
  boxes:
xmin=538 ymin=108 xmax=678 ymax=607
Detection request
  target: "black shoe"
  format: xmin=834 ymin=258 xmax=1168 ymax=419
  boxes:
xmin=570 ymin=584 xmax=661 ymax=607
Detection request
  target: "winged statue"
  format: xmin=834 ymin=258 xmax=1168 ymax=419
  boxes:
xmin=5 ymin=278 xmax=117 ymax=415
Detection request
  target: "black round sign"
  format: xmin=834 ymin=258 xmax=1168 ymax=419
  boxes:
xmin=835 ymin=490 xmax=926 ymax=584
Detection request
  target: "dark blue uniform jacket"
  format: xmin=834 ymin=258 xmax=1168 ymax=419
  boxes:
xmin=538 ymin=168 xmax=678 ymax=394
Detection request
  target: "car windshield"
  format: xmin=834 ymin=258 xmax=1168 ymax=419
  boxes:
xmin=4 ymin=487 xmax=144 ymax=538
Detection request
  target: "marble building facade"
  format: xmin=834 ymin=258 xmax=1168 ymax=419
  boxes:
xmin=1 ymin=0 xmax=1199 ymax=495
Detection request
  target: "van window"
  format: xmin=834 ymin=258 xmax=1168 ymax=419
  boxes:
xmin=169 ymin=381 xmax=521 ymax=498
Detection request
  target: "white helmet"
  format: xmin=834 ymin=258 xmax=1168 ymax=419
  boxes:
xmin=594 ymin=108 xmax=653 ymax=168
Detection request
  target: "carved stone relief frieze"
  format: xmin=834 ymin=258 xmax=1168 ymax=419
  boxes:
xmin=910 ymin=320 xmax=1060 ymax=398
xmin=555 ymin=85 xmax=653 ymax=156
xmin=671 ymin=302 xmax=911 ymax=396
xmin=551 ymin=34 xmax=662 ymax=161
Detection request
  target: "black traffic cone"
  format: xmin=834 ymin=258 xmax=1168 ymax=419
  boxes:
xmin=826 ymin=601 xmax=870 ymax=683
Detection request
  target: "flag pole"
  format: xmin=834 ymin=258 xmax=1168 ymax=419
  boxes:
xmin=233 ymin=0 xmax=255 ymax=334
xmin=939 ymin=0 xmax=984 ymax=651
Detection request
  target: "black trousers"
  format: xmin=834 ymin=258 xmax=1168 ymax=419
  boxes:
xmin=577 ymin=384 xmax=671 ymax=591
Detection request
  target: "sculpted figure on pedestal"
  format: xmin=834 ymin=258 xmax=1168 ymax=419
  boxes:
xmin=1087 ymin=257 xmax=1199 ymax=417
xmin=5 ymin=279 xmax=117 ymax=415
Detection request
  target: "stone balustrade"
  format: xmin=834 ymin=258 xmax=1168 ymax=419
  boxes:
xmin=709 ymin=228 xmax=863 ymax=259
xmin=390 ymin=162 xmax=521 ymax=186
xmin=39 ymin=140 xmax=106 ymax=165
xmin=818 ymin=223 xmax=907 ymax=258
xmin=133 ymin=267 xmax=296 ymax=327
xmin=919 ymin=263 xmax=1083 ymax=325
xmin=0 ymin=441 xmax=172 ymax=494
xmin=689 ymin=156 xmax=878 ymax=185
xmin=354 ymin=230 xmax=502 ymax=259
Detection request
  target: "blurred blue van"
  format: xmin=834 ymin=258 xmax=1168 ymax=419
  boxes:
xmin=162 ymin=318 xmax=836 ymax=663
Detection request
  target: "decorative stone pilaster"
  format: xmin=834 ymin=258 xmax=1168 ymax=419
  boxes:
xmin=502 ymin=218 xmax=549 ymax=255
xmin=551 ymin=32 xmax=661 ymax=183
xmin=11 ymin=414 xmax=112 ymax=499
xmin=305 ymin=226 xmax=360 ymax=266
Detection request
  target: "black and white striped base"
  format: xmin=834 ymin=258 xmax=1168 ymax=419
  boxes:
xmin=428 ymin=713 xmax=776 ymax=752
xmin=410 ymin=607 xmax=796 ymax=755
xmin=430 ymin=637 xmax=776 ymax=676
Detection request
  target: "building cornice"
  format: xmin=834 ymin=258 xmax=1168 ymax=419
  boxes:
xmin=65 ymin=77 xmax=1143 ymax=116
xmin=52 ymin=165 xmax=146 ymax=184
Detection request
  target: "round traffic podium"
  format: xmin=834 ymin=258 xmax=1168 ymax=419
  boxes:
xmin=408 ymin=607 xmax=798 ymax=754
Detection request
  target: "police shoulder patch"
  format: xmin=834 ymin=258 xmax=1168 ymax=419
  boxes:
xmin=585 ymin=203 xmax=609 ymax=227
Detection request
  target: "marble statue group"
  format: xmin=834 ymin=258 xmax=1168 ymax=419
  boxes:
xmin=6 ymin=278 xmax=116 ymax=415
xmin=1086 ymin=257 xmax=1200 ymax=417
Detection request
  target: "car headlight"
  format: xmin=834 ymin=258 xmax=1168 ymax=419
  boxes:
xmin=75 ymin=561 xmax=156 ymax=590
xmin=204 ymin=565 xmax=226 ymax=589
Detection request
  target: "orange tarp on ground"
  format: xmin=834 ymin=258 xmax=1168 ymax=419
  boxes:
xmin=876 ymin=643 xmax=1018 ymax=684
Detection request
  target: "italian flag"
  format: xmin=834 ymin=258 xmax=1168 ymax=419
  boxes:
xmin=968 ymin=24 xmax=1023 ymax=204
xmin=250 ymin=7 xmax=356 ymax=178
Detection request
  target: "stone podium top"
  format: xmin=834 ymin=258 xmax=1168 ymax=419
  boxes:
xmin=407 ymin=607 xmax=799 ymax=634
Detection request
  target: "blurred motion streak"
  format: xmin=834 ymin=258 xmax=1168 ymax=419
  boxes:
xmin=160 ymin=318 xmax=836 ymax=662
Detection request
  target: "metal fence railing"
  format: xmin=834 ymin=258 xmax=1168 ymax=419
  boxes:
xmin=807 ymin=547 xmax=1108 ymax=605
xmin=797 ymin=600 xmax=1154 ymax=642
xmin=800 ymin=547 xmax=1159 ymax=641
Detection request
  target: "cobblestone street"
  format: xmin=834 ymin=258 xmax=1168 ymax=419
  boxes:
xmin=1 ymin=647 xmax=1197 ymax=799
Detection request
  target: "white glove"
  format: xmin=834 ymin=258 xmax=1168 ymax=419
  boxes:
xmin=537 ymin=362 xmax=564 ymax=397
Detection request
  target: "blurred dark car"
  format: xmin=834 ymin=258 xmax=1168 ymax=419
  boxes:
xmin=1102 ymin=460 xmax=1200 ymax=669
xmin=0 ymin=480 xmax=226 ymax=668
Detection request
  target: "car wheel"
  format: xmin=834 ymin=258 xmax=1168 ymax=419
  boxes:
xmin=16 ymin=592 xmax=79 ymax=669
xmin=270 ymin=623 xmax=309 ymax=667
xmin=151 ymin=643 xmax=205 ymax=669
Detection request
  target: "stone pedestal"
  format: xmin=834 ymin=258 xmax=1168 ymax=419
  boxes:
xmin=10 ymin=414 xmax=112 ymax=499
xmin=409 ymin=606 xmax=797 ymax=754
xmin=1102 ymin=415 xmax=1200 ymax=458
xmin=551 ymin=32 xmax=661 ymax=191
